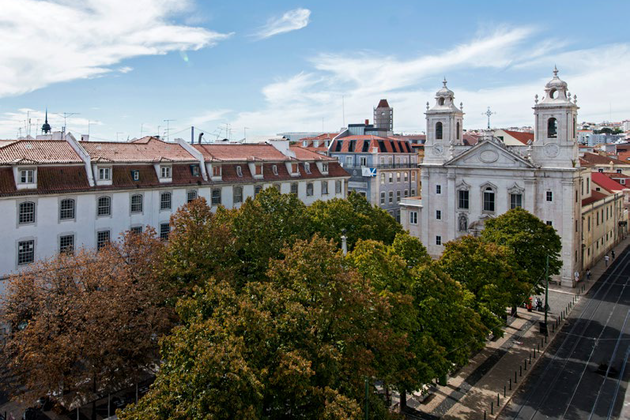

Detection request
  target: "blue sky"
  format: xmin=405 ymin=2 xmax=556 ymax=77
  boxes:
xmin=1 ymin=0 xmax=629 ymax=140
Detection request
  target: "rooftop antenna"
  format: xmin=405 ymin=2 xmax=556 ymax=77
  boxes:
xmin=482 ymin=107 xmax=496 ymax=129
xmin=244 ymin=126 xmax=249 ymax=141
xmin=59 ymin=112 xmax=80 ymax=134
xmin=163 ymin=119 xmax=176 ymax=141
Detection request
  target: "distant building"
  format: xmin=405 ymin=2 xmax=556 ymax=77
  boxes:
xmin=373 ymin=99 xmax=393 ymax=132
xmin=296 ymin=132 xmax=339 ymax=155
xmin=493 ymin=129 xmax=534 ymax=146
xmin=328 ymin=120 xmax=420 ymax=222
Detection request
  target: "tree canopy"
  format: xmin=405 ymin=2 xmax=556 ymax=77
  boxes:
xmin=481 ymin=207 xmax=562 ymax=291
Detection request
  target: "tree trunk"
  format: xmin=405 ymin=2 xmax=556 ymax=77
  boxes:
xmin=511 ymin=305 xmax=518 ymax=317
xmin=400 ymin=390 xmax=407 ymax=413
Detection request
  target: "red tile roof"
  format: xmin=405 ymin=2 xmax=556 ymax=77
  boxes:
xmin=298 ymin=133 xmax=339 ymax=142
xmin=580 ymin=152 xmax=629 ymax=166
xmin=194 ymin=144 xmax=288 ymax=162
xmin=503 ymin=130 xmax=534 ymax=145
xmin=599 ymin=171 xmax=630 ymax=179
xmin=376 ymin=99 xmax=390 ymax=108
xmin=0 ymin=140 xmax=82 ymax=164
xmin=290 ymin=146 xmax=334 ymax=161
xmin=463 ymin=134 xmax=480 ymax=146
xmin=591 ymin=172 xmax=626 ymax=193
xmin=582 ymin=189 xmax=608 ymax=206
xmin=81 ymin=137 xmax=195 ymax=163
xmin=329 ymin=136 xmax=412 ymax=154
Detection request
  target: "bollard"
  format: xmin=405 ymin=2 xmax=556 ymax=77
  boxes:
xmin=524 ymin=359 xmax=527 ymax=371
xmin=545 ymin=334 xmax=548 ymax=343
xmin=520 ymin=366 xmax=522 ymax=376
xmin=509 ymin=378 xmax=512 ymax=390
xmin=491 ymin=401 xmax=494 ymax=415
xmin=484 ymin=410 xmax=487 ymax=420
xmin=515 ymin=371 xmax=518 ymax=383
xmin=504 ymin=385 xmax=507 ymax=397
xmin=529 ymin=353 xmax=532 ymax=363
xmin=497 ymin=393 xmax=500 ymax=407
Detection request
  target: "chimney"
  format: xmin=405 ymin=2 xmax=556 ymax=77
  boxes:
xmin=365 ymin=119 xmax=369 ymax=125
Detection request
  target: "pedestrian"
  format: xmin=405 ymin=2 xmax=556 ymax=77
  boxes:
xmin=612 ymin=250 xmax=616 ymax=260
xmin=605 ymin=254 xmax=610 ymax=266
xmin=574 ymin=271 xmax=580 ymax=283
xmin=586 ymin=269 xmax=591 ymax=280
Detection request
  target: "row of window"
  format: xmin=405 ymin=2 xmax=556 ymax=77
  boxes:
xmin=380 ymin=188 xmax=417 ymax=205
xmin=380 ymin=171 xmax=417 ymax=184
xmin=17 ymin=181 xmax=344 ymax=225
xmin=16 ymin=223 xmax=173 ymax=266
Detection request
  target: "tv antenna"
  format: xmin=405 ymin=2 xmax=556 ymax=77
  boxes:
xmin=163 ymin=119 xmax=176 ymax=141
xmin=57 ymin=112 xmax=80 ymax=134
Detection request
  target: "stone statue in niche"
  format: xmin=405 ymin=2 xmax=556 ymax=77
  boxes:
xmin=458 ymin=213 xmax=468 ymax=232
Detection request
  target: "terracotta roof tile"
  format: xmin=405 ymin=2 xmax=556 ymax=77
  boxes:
xmin=0 ymin=140 xmax=82 ymax=164
xmin=591 ymin=171 xmax=626 ymax=192
xmin=194 ymin=144 xmax=288 ymax=162
xmin=503 ymin=130 xmax=534 ymax=145
xmin=582 ymin=189 xmax=608 ymax=206
xmin=581 ymin=152 xmax=628 ymax=166
xmin=81 ymin=138 xmax=195 ymax=163
xmin=290 ymin=146 xmax=334 ymax=160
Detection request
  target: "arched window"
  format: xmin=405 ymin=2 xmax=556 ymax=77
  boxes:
xmin=59 ymin=198 xmax=75 ymax=220
xmin=456 ymin=122 xmax=460 ymax=140
xmin=436 ymin=122 xmax=443 ymax=140
xmin=97 ymin=196 xmax=111 ymax=216
xmin=547 ymin=117 xmax=557 ymax=138
xmin=439 ymin=98 xmax=445 ymax=106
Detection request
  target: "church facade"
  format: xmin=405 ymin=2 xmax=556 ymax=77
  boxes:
xmin=400 ymin=69 xmax=622 ymax=288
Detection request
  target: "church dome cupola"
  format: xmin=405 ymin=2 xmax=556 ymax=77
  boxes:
xmin=431 ymin=78 xmax=461 ymax=111
xmin=541 ymin=66 xmax=570 ymax=103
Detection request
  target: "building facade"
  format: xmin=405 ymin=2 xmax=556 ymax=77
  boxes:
xmin=329 ymin=125 xmax=419 ymax=221
xmin=0 ymin=136 xmax=349 ymax=290
xmin=400 ymin=69 xmax=625 ymax=287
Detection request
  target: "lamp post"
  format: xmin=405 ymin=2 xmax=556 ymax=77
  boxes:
xmin=540 ymin=254 xmax=549 ymax=335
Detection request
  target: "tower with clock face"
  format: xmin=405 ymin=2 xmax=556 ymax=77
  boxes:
xmin=424 ymin=79 xmax=464 ymax=165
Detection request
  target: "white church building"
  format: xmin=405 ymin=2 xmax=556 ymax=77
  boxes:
xmin=401 ymin=69 xmax=626 ymax=288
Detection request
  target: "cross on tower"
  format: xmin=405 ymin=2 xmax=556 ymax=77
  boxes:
xmin=482 ymin=107 xmax=496 ymax=129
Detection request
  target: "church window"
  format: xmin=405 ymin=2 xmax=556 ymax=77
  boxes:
xmin=436 ymin=236 xmax=442 ymax=246
xmin=458 ymin=190 xmax=469 ymax=209
xmin=409 ymin=211 xmax=418 ymax=225
xmin=546 ymin=191 xmax=553 ymax=202
xmin=439 ymin=98 xmax=445 ymax=106
xmin=547 ymin=118 xmax=557 ymax=138
xmin=436 ymin=210 xmax=441 ymax=220
xmin=436 ymin=122 xmax=443 ymax=140
xmin=510 ymin=193 xmax=522 ymax=209
xmin=483 ymin=187 xmax=495 ymax=212
xmin=456 ymin=122 xmax=460 ymax=140
xmin=436 ymin=184 xmax=442 ymax=194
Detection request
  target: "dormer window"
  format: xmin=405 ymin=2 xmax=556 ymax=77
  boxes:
xmin=160 ymin=166 xmax=172 ymax=179
xmin=213 ymin=165 xmax=221 ymax=177
xmin=302 ymin=141 xmax=308 ymax=147
xmin=322 ymin=163 xmax=329 ymax=173
xmin=191 ymin=165 xmax=200 ymax=177
xmin=98 ymin=167 xmax=111 ymax=181
xmin=19 ymin=169 xmax=34 ymax=184
xmin=304 ymin=162 xmax=311 ymax=174
xmin=236 ymin=166 xmax=243 ymax=177
xmin=272 ymin=165 xmax=278 ymax=176
xmin=291 ymin=163 xmax=299 ymax=174
xmin=255 ymin=164 xmax=263 ymax=176
xmin=131 ymin=170 xmax=140 ymax=181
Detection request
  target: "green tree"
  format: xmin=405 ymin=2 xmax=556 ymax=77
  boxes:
xmin=481 ymin=207 xmax=561 ymax=291
xmin=306 ymin=192 xmax=402 ymax=250
xmin=161 ymin=198 xmax=238 ymax=294
xmin=120 ymin=236 xmax=407 ymax=420
xmin=438 ymin=236 xmax=528 ymax=336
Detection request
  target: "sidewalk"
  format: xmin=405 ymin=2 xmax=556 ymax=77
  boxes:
xmin=406 ymin=237 xmax=629 ymax=420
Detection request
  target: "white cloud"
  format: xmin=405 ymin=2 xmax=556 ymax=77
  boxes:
xmin=201 ymin=27 xmax=630 ymax=137
xmin=0 ymin=108 xmax=101 ymax=139
xmin=253 ymin=8 xmax=311 ymax=40
xmin=0 ymin=0 xmax=232 ymax=98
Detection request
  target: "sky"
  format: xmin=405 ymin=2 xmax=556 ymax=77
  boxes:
xmin=0 ymin=0 xmax=629 ymax=141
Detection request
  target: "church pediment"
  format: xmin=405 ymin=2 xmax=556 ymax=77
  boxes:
xmin=444 ymin=140 xmax=534 ymax=169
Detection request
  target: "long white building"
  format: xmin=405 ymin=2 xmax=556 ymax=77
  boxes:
xmin=0 ymin=135 xmax=349 ymax=291
xmin=400 ymin=69 xmax=626 ymax=287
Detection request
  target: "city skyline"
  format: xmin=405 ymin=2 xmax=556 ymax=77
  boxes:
xmin=0 ymin=0 xmax=629 ymax=141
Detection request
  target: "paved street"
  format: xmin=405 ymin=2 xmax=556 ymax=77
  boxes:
xmin=499 ymin=246 xmax=630 ymax=420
